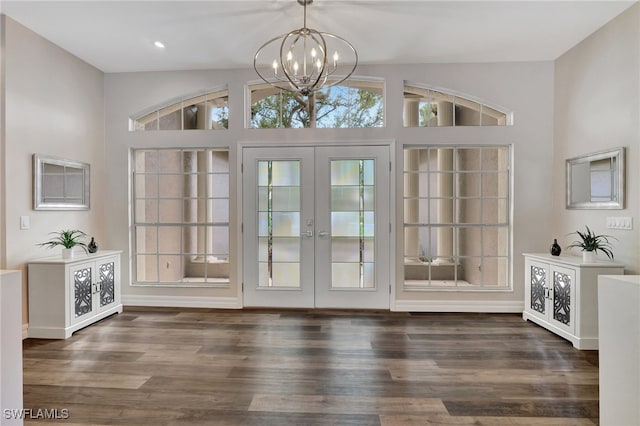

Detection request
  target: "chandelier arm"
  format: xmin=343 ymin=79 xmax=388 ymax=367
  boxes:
xmin=254 ymin=35 xmax=300 ymax=89
xmin=304 ymin=29 xmax=328 ymax=93
xmin=319 ymin=32 xmax=358 ymax=87
xmin=307 ymin=30 xmax=327 ymax=77
xmin=279 ymin=31 xmax=303 ymax=92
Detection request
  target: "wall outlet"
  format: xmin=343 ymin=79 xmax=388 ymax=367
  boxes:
xmin=606 ymin=216 xmax=633 ymax=230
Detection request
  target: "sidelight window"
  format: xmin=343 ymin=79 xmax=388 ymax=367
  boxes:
xmin=403 ymin=146 xmax=511 ymax=289
xmin=132 ymin=148 xmax=230 ymax=286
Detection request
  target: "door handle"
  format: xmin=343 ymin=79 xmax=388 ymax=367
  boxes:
xmin=302 ymin=230 xmax=314 ymax=238
xmin=318 ymin=231 xmax=330 ymax=238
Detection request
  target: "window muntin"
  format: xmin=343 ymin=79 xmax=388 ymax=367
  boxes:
xmin=403 ymin=146 xmax=510 ymax=290
xmin=131 ymin=88 xmax=229 ymax=131
xmin=403 ymin=83 xmax=511 ymax=127
xmin=132 ymin=148 xmax=230 ymax=286
xmin=249 ymin=79 xmax=384 ymax=128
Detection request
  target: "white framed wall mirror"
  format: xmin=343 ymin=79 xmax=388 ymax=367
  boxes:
xmin=566 ymin=147 xmax=625 ymax=209
xmin=33 ymin=154 xmax=90 ymax=210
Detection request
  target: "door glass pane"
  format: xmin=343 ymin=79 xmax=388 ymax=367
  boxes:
xmin=332 ymin=238 xmax=374 ymax=262
xmin=272 ymin=187 xmax=301 ymax=211
xmin=257 ymin=160 xmax=301 ymax=288
xmin=274 ymin=212 xmax=300 ymax=236
xmin=272 ymin=238 xmax=300 ymax=262
xmin=331 ymin=263 xmax=375 ymax=288
xmin=332 ymin=187 xmax=374 ymax=211
xmin=330 ymin=159 xmax=375 ymax=289
xmin=272 ymin=263 xmax=300 ymax=287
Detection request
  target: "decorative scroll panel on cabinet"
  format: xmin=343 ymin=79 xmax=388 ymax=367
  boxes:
xmin=523 ymin=253 xmax=623 ymax=350
xmin=28 ymin=250 xmax=123 ymax=339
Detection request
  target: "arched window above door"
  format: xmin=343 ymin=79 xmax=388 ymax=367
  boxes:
xmin=403 ymin=82 xmax=513 ymax=127
xmin=248 ymin=78 xmax=385 ymax=129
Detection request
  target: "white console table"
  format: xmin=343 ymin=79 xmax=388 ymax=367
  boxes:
xmin=1 ymin=270 xmax=24 ymax=425
xmin=28 ymin=250 xmax=122 ymax=339
xmin=523 ymin=253 xmax=624 ymax=349
xmin=598 ymin=275 xmax=640 ymax=426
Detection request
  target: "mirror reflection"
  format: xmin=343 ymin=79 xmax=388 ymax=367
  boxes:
xmin=566 ymin=147 xmax=625 ymax=209
xmin=33 ymin=154 xmax=90 ymax=210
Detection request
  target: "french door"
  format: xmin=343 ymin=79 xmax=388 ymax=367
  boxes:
xmin=242 ymin=145 xmax=390 ymax=309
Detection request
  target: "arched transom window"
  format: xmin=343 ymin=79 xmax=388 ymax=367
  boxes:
xmin=130 ymin=86 xmax=229 ymax=131
xmin=403 ymin=82 xmax=512 ymax=127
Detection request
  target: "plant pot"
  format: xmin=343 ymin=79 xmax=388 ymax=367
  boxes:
xmin=62 ymin=248 xmax=74 ymax=260
xmin=582 ymin=251 xmax=596 ymax=263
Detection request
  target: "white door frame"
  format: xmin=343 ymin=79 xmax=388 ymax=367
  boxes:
xmin=236 ymin=140 xmax=396 ymax=309
xmin=242 ymin=146 xmax=316 ymax=308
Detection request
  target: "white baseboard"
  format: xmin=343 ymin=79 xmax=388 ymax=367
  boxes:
xmin=121 ymin=295 xmax=521 ymax=312
xmin=122 ymin=295 xmax=242 ymax=309
xmin=392 ymin=299 xmax=524 ymax=313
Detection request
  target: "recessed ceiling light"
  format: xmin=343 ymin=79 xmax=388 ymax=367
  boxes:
xmin=154 ymin=41 xmax=165 ymax=49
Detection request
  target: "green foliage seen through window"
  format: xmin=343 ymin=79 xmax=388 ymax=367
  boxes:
xmin=250 ymin=85 xmax=384 ymax=129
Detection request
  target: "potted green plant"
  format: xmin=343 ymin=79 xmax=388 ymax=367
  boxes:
xmin=38 ymin=229 xmax=88 ymax=259
xmin=567 ymin=226 xmax=616 ymax=262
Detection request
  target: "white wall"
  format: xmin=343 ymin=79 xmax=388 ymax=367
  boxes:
xmin=105 ymin=61 xmax=554 ymax=311
xmin=12 ymin=3 xmax=636 ymax=313
xmin=553 ymin=4 xmax=640 ymax=273
xmin=2 ymin=16 xmax=105 ymax=324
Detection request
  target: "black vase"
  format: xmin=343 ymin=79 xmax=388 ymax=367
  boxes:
xmin=550 ymin=239 xmax=561 ymax=256
xmin=88 ymin=237 xmax=98 ymax=254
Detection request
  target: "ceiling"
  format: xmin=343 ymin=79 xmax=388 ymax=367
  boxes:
xmin=2 ymin=0 xmax=637 ymax=73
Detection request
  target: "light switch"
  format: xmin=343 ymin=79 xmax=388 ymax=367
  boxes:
xmin=20 ymin=215 xmax=30 ymax=230
xmin=606 ymin=216 xmax=633 ymax=230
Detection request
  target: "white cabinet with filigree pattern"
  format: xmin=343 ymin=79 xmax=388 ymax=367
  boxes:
xmin=523 ymin=253 xmax=623 ymax=349
xmin=28 ymin=250 xmax=122 ymax=339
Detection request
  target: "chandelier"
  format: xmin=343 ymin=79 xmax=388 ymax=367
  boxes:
xmin=253 ymin=0 xmax=358 ymax=97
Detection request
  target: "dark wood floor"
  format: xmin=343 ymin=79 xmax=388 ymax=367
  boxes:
xmin=22 ymin=307 xmax=599 ymax=425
